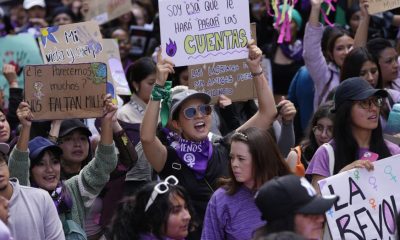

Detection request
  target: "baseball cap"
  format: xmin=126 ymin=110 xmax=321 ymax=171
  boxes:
xmin=0 ymin=143 xmax=9 ymax=156
xmin=23 ymin=0 xmax=46 ymax=10
xmin=28 ymin=136 xmax=62 ymax=161
xmin=59 ymin=119 xmax=92 ymax=138
xmin=170 ymin=89 xmax=211 ymax=119
xmin=255 ymin=175 xmax=337 ymax=222
xmin=332 ymin=77 xmax=388 ymax=112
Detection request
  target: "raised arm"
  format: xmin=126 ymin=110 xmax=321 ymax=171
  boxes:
xmin=9 ymin=102 xmax=33 ymax=186
xmin=354 ymin=0 xmax=370 ymax=47
xmin=237 ymin=40 xmax=277 ymax=132
xmin=140 ymin=50 xmax=174 ymax=172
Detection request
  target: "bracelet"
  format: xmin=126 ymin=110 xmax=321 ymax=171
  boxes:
xmin=251 ymin=69 xmax=263 ymax=77
xmin=48 ymin=134 xmax=58 ymax=143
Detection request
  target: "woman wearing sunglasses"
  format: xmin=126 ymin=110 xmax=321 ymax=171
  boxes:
xmin=306 ymin=77 xmax=400 ymax=193
xmin=141 ymin=40 xmax=277 ymax=230
xmin=109 ymin=175 xmax=196 ymax=240
xmin=201 ymin=127 xmax=291 ymax=240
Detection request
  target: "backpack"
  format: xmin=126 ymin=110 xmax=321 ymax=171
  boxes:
xmin=62 ymin=212 xmax=87 ymax=240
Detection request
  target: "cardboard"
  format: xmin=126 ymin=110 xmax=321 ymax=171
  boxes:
xmin=101 ymin=39 xmax=131 ymax=95
xmin=24 ymin=63 xmax=107 ymax=120
xmin=85 ymin=0 xmax=133 ymax=25
xmin=38 ymin=21 xmax=119 ymax=101
xmin=158 ymin=0 xmax=251 ymax=66
xmin=319 ymin=155 xmax=400 ymax=239
xmin=188 ymin=59 xmax=256 ymax=104
xmin=368 ymin=0 xmax=400 ymax=14
xmin=0 ymin=33 xmax=43 ymax=103
xmin=188 ymin=23 xmax=259 ymax=103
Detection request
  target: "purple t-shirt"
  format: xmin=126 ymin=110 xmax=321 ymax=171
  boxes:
xmin=306 ymin=140 xmax=400 ymax=177
xmin=201 ymin=186 xmax=265 ymax=240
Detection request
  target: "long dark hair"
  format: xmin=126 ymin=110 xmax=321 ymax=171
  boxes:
xmin=126 ymin=57 xmax=156 ymax=94
xmin=333 ymin=101 xmax=391 ymax=174
xmin=323 ymin=26 xmax=352 ymax=66
xmin=219 ymin=127 xmax=291 ymax=195
xmin=340 ymin=47 xmax=383 ymax=88
xmin=109 ymin=182 xmax=197 ymax=240
xmin=301 ymin=101 xmax=334 ymax=162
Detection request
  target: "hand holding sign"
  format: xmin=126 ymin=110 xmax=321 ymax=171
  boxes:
xmin=103 ymin=94 xmax=118 ymax=122
xmin=339 ymin=159 xmax=375 ymax=173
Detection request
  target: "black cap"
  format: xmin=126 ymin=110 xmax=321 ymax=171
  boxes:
xmin=332 ymin=77 xmax=388 ymax=112
xmin=255 ymin=175 xmax=337 ymax=222
xmin=59 ymin=119 xmax=92 ymax=138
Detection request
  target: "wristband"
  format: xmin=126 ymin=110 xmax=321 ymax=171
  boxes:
xmin=151 ymin=84 xmax=169 ymax=101
xmin=251 ymin=69 xmax=263 ymax=77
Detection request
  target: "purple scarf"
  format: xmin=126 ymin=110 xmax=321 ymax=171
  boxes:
xmin=279 ymin=39 xmax=303 ymax=62
xmin=32 ymin=181 xmax=73 ymax=214
xmin=162 ymin=128 xmax=213 ymax=179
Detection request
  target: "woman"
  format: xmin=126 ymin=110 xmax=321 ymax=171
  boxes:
xmin=353 ymin=0 xmax=400 ymax=91
xmin=51 ymin=6 xmax=76 ymax=26
xmin=286 ymin=101 xmax=334 ymax=177
xmin=117 ymin=57 xmax=156 ymax=124
xmin=306 ymin=77 xmax=400 ymax=191
xmin=8 ymin=95 xmax=118 ymax=238
xmin=340 ymin=47 xmax=400 ymax=130
xmin=201 ymin=128 xmax=291 ymax=240
xmin=109 ymin=176 xmax=195 ymax=240
xmin=253 ymin=174 xmax=337 ymax=239
xmin=110 ymin=28 xmax=133 ymax=73
xmin=140 ymin=40 xmax=277 ymax=225
xmin=264 ymin=7 xmax=304 ymax=102
xmin=303 ymin=0 xmax=354 ymax=109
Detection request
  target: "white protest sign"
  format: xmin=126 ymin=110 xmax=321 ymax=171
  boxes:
xmin=319 ymin=155 xmax=400 ymax=239
xmin=158 ymin=0 xmax=251 ymax=66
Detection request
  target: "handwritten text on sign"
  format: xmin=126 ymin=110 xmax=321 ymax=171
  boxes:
xmin=188 ymin=59 xmax=256 ymax=103
xmin=368 ymin=0 xmax=400 ymax=14
xmin=319 ymin=155 xmax=400 ymax=239
xmin=39 ymin=21 xmax=104 ymax=64
xmin=158 ymin=0 xmax=250 ymax=66
xmin=24 ymin=63 xmax=107 ymax=120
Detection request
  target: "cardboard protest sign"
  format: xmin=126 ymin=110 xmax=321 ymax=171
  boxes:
xmin=85 ymin=0 xmax=133 ymax=25
xmin=319 ymin=155 xmax=400 ymax=239
xmin=101 ymin=39 xmax=131 ymax=95
xmin=38 ymin=21 xmax=118 ymax=103
xmin=24 ymin=63 xmax=107 ymax=120
xmin=0 ymin=33 xmax=43 ymax=103
xmin=367 ymin=0 xmax=400 ymax=14
xmin=158 ymin=0 xmax=251 ymax=66
xmin=188 ymin=60 xmax=256 ymax=103
xmin=38 ymin=21 xmax=104 ymax=64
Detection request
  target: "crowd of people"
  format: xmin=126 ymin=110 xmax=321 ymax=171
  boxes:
xmin=0 ymin=0 xmax=400 ymax=239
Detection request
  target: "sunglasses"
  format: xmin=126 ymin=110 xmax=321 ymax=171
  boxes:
xmin=183 ymin=104 xmax=212 ymax=119
xmin=145 ymin=175 xmax=179 ymax=212
xmin=356 ymin=97 xmax=383 ymax=109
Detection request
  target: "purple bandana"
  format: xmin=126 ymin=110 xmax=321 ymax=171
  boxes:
xmin=162 ymin=128 xmax=213 ymax=179
xmin=279 ymin=39 xmax=303 ymax=62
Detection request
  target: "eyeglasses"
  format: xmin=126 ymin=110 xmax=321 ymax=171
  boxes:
xmin=145 ymin=175 xmax=179 ymax=212
xmin=183 ymin=104 xmax=212 ymax=119
xmin=313 ymin=124 xmax=333 ymax=137
xmin=356 ymin=97 xmax=383 ymax=109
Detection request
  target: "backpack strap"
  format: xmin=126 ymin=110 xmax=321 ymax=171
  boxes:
xmin=322 ymin=143 xmax=335 ymax=176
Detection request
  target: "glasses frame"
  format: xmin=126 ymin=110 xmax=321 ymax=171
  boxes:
xmin=144 ymin=175 xmax=179 ymax=212
xmin=357 ymin=97 xmax=383 ymax=110
xmin=183 ymin=104 xmax=212 ymax=119
xmin=312 ymin=124 xmax=333 ymax=137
